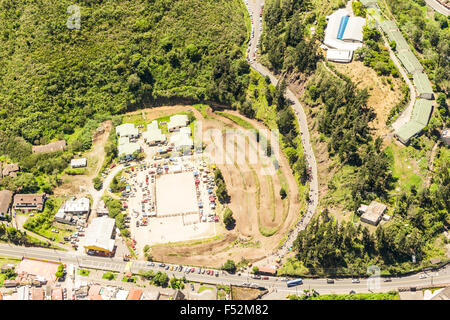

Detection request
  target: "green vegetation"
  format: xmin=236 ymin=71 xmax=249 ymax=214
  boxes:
xmin=55 ymin=263 xmax=65 ymax=279
xmin=216 ymin=284 xmax=231 ymax=300
xmin=0 ymin=0 xmax=249 ymax=145
xmin=355 ymin=27 xmax=400 ymax=77
xmin=23 ymin=197 xmax=75 ymax=243
xmin=223 ymin=207 xmax=236 ymax=229
xmin=151 ymin=271 xmax=169 ymax=287
xmin=221 ymin=259 xmax=236 ymax=273
xmin=214 ymin=168 xmax=230 ymax=204
xmin=103 ymin=196 xmax=130 ymax=238
xmin=289 ymin=291 xmax=400 ymax=300
xmin=198 ymin=286 xmax=214 ymax=294
xmin=77 ymin=269 xmax=90 ymax=277
xmin=261 ymin=0 xmax=320 ymax=73
xmin=352 ymin=1 xmax=367 ymax=17
xmin=122 ymin=275 xmax=137 ymax=283
xmin=280 ymin=187 xmax=287 ymax=199
xmin=0 ymin=267 xmax=17 ymax=287
xmin=216 ymin=111 xmax=255 ymax=130
xmin=169 ymin=276 xmax=186 ymax=289
xmin=102 ymin=272 xmax=117 ymax=281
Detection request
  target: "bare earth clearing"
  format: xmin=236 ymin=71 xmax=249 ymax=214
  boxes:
xmin=144 ymin=105 xmax=300 ymax=267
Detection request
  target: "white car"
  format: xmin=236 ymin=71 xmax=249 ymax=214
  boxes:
xmin=419 ymin=274 xmax=427 ymax=279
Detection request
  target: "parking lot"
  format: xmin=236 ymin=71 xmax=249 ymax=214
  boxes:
xmin=119 ymin=138 xmax=219 ymax=257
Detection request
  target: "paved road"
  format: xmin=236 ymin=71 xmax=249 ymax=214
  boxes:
xmin=2 ymin=243 xmax=450 ymax=296
xmin=425 ymin=0 xmax=450 ymax=16
xmin=245 ymin=0 xmax=319 ymax=267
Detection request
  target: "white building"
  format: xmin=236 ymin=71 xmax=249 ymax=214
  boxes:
xmin=115 ymin=123 xmax=139 ymax=138
xmin=326 ymin=49 xmax=353 ymax=63
xmin=167 ymin=114 xmax=189 ymax=132
xmin=169 ymin=132 xmax=193 ymax=151
xmin=83 ymin=216 xmax=116 ymax=256
xmin=70 ymin=158 xmax=87 ymax=168
xmin=143 ymin=128 xmax=166 ymax=145
xmin=324 ymin=9 xmax=366 ymax=54
xmin=64 ymin=197 xmax=90 ymax=215
xmin=179 ymin=126 xmax=192 ymax=136
xmin=118 ymin=142 xmax=141 ymax=159
xmin=442 ymin=129 xmax=450 ymax=146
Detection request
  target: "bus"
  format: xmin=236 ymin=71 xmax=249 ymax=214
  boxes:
xmin=286 ymin=278 xmax=303 ymax=287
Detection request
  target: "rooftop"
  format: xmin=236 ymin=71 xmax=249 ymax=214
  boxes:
xmin=83 ymin=216 xmax=116 ymax=252
xmin=116 ymin=123 xmax=139 ymax=137
xmin=413 ymin=73 xmax=433 ymax=97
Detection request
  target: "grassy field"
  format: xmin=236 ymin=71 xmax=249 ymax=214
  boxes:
xmin=198 ymin=286 xmax=214 ymax=294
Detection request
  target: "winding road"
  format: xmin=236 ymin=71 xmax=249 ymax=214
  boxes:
xmin=245 ymin=0 xmax=319 ymax=267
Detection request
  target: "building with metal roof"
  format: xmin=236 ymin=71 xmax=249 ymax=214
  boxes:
xmin=118 ymin=141 xmax=141 ymax=159
xmin=394 ymin=99 xmax=433 ymax=144
xmin=167 ymin=114 xmax=189 ymax=132
xmin=324 ymin=9 xmax=366 ymax=52
xmin=411 ymin=99 xmax=433 ymax=126
xmin=442 ymin=129 xmax=450 ymax=146
xmin=83 ymin=216 xmax=116 ymax=256
xmin=115 ymin=123 xmax=139 ymax=138
xmin=326 ymin=49 xmax=353 ymax=63
xmin=169 ymin=132 xmax=193 ymax=152
xmin=70 ymin=158 xmax=87 ymax=168
xmin=386 ymin=30 xmax=410 ymax=52
xmin=397 ymin=50 xmax=423 ymax=74
xmin=379 ymin=20 xmax=398 ymax=34
xmin=143 ymin=128 xmax=166 ymax=145
xmin=413 ymin=73 xmax=434 ymax=100
xmin=148 ymin=120 xmax=159 ymax=130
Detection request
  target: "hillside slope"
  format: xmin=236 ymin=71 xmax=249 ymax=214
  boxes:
xmin=0 ymin=0 xmax=248 ymax=143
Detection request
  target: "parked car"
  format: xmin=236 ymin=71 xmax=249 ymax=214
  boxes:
xmin=352 ymin=279 xmax=360 ymax=283
xmin=326 ymin=279 xmax=334 ymax=284
xmin=384 ymin=278 xmax=392 ymax=282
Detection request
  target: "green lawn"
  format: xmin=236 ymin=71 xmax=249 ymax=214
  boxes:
xmin=216 ymin=111 xmax=256 ymax=130
xmin=198 ymin=286 xmax=214 ymax=294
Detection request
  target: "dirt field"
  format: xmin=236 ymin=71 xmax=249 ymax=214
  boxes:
xmin=330 ymin=60 xmax=404 ymax=142
xmin=145 ymin=105 xmax=301 ymax=267
xmin=53 ymin=121 xmax=112 ymax=197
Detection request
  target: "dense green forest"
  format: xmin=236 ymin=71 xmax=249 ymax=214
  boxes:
xmin=261 ymin=0 xmax=321 ymax=73
xmin=0 ymin=0 xmax=249 ymax=144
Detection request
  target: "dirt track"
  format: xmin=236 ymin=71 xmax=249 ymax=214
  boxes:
xmin=148 ymin=105 xmax=301 ymax=267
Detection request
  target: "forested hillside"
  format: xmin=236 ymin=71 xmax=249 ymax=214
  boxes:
xmin=0 ymin=0 xmax=248 ymax=144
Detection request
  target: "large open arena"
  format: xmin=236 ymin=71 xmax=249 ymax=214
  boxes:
xmin=116 ymin=105 xmax=304 ymax=268
xmin=155 ymin=172 xmax=198 ymax=216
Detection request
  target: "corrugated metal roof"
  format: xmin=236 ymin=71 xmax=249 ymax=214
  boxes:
xmin=397 ymin=50 xmax=423 ymax=74
xmin=413 ymin=73 xmax=433 ymax=97
xmin=395 ymin=121 xmax=425 ymax=143
xmin=379 ymin=20 xmax=398 ymax=34
xmin=411 ymin=99 xmax=433 ymax=126
xmin=386 ymin=30 xmax=409 ymax=51
xmin=116 ymin=123 xmax=138 ymax=137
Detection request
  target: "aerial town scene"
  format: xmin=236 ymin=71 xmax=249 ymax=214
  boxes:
xmin=0 ymin=0 xmax=449 ymax=304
